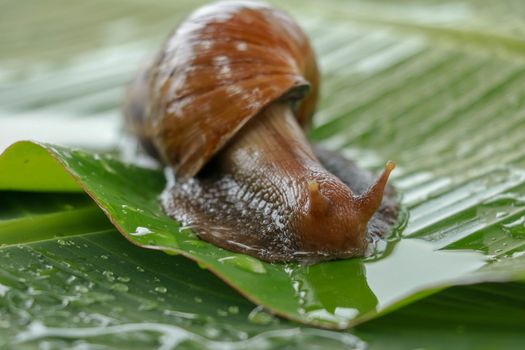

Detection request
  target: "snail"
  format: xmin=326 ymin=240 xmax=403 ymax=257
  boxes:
xmin=123 ymin=1 xmax=398 ymax=263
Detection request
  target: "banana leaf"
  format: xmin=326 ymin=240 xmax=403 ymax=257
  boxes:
xmin=2 ymin=0 xmax=525 ymax=347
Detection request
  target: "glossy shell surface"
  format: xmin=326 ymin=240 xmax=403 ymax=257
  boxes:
xmin=128 ymin=1 xmax=319 ymax=179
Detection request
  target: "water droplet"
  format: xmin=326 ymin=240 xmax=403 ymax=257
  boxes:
xmin=502 ymin=216 xmax=525 ymax=229
xmin=57 ymin=239 xmax=72 ymax=246
xmin=163 ymin=309 xmax=200 ymax=320
xmin=154 ymin=286 xmax=167 ymax=294
xmin=204 ymin=327 xmax=221 ymax=338
xmin=138 ymin=301 xmax=158 ymax=311
xmin=248 ymin=305 xmax=275 ymax=325
xmin=74 ymin=285 xmax=89 ymax=293
xmin=162 ymin=250 xmax=178 ymax=256
xmin=117 ymin=276 xmax=130 ymax=283
xmin=136 ymin=266 xmax=145 ymax=272
xmin=184 ymin=239 xmax=207 ymax=247
xmin=0 ymin=283 xmax=10 ymax=297
xmin=100 ymin=255 xmax=109 ymax=260
xmin=512 ymin=251 xmax=525 ymax=258
xmin=111 ymin=283 xmax=129 ymax=292
xmin=217 ymin=309 xmax=228 ymax=317
xmin=218 ymin=255 xmax=267 ymax=274
xmin=236 ymin=41 xmax=248 ymax=51
xmin=228 ymin=306 xmax=239 ymax=315
xmin=121 ymin=204 xmax=144 ymax=213
xmin=496 ymin=211 xmax=508 ymax=219
xmin=131 ymin=227 xmax=153 ymax=236
xmin=194 ymin=296 xmax=202 ymax=303
xmin=102 ymin=271 xmax=115 ymax=282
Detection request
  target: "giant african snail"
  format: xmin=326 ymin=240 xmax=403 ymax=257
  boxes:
xmin=123 ymin=1 xmax=398 ymax=263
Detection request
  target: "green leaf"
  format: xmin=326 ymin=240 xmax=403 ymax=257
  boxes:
xmin=3 ymin=0 xmax=525 ymax=343
xmin=0 ymin=192 xmax=112 ymax=245
xmin=0 ymin=192 xmax=364 ymax=349
xmin=0 ymin=142 xmax=80 ymax=192
xmin=356 ymin=282 xmax=525 ymax=350
xmin=2 ymin=139 xmax=525 ymax=329
xmin=2 ymin=192 xmax=525 ymax=349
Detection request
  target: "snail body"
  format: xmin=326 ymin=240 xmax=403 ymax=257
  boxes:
xmin=124 ymin=1 xmax=398 ymax=263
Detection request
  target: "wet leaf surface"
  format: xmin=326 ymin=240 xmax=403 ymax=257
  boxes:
xmin=2 ymin=0 xmax=525 ymax=347
xmin=1 ymin=140 xmax=524 ymax=329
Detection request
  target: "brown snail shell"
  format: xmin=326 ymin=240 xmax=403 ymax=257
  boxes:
xmin=124 ymin=1 xmax=319 ymax=179
xmin=123 ymin=1 xmax=398 ymax=263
